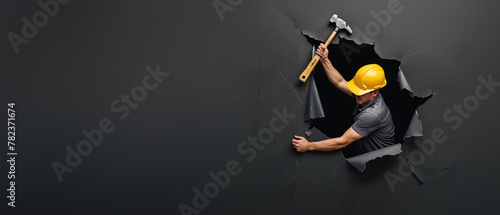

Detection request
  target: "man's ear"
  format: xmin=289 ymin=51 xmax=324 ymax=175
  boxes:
xmin=372 ymin=90 xmax=379 ymax=98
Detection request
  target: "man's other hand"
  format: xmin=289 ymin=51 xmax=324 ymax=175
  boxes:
xmin=292 ymin=135 xmax=311 ymax=152
xmin=316 ymin=43 xmax=329 ymax=63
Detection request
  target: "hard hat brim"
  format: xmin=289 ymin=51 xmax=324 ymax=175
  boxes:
xmin=347 ymin=79 xmax=372 ymax=96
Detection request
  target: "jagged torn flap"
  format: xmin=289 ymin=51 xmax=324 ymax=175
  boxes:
xmin=398 ymin=67 xmax=424 ymax=138
xmin=305 ymin=46 xmax=326 ymax=121
xmin=343 ymin=144 xmax=402 ymax=172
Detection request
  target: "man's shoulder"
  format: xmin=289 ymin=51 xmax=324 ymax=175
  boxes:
xmin=357 ymin=111 xmax=382 ymax=124
xmin=364 ymin=94 xmax=389 ymax=115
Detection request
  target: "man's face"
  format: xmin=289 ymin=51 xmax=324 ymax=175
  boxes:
xmin=356 ymin=91 xmax=375 ymax=107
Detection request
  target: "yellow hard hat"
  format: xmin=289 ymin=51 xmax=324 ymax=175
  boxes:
xmin=347 ymin=64 xmax=387 ymax=96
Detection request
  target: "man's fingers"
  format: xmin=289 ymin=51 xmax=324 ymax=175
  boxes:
xmin=318 ymin=43 xmax=328 ymax=54
xmin=292 ymin=135 xmax=306 ymax=152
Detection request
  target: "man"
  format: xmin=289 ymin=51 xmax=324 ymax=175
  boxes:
xmin=292 ymin=43 xmax=395 ymax=154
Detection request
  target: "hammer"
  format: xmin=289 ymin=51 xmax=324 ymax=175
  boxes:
xmin=299 ymin=14 xmax=352 ymax=82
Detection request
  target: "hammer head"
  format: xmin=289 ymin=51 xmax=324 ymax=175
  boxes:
xmin=330 ymin=14 xmax=352 ymax=33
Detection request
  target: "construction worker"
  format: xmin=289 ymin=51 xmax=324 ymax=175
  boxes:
xmin=292 ymin=43 xmax=395 ymax=154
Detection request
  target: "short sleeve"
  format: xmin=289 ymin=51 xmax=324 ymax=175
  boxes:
xmin=352 ymin=112 xmax=381 ymax=137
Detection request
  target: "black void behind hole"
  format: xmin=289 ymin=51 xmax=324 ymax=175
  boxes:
xmin=309 ymin=38 xmax=431 ymax=145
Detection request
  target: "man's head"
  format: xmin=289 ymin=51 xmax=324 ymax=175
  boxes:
xmin=355 ymin=90 xmax=379 ymax=107
xmin=347 ymin=64 xmax=386 ymax=106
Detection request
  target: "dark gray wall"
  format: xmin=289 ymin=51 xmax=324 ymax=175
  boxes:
xmin=2 ymin=0 xmax=499 ymax=214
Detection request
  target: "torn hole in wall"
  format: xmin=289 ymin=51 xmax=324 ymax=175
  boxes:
xmin=303 ymin=36 xmax=432 ymax=171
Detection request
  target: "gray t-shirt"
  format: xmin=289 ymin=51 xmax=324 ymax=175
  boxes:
xmin=351 ymin=93 xmax=395 ymax=153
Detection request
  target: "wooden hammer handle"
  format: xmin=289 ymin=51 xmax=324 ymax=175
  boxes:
xmin=299 ymin=30 xmax=339 ymax=82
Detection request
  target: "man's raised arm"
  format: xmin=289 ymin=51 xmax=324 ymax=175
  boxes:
xmin=316 ymin=43 xmax=352 ymax=97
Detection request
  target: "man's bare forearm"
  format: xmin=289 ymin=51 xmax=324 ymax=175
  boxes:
xmin=293 ymin=128 xmax=362 ymax=152
xmin=321 ymin=58 xmax=346 ymax=88
xmin=309 ymin=137 xmax=348 ymax=151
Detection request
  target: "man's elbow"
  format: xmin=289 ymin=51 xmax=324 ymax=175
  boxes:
xmin=337 ymin=138 xmax=353 ymax=149
xmin=334 ymin=80 xmax=346 ymax=89
xmin=338 ymin=137 xmax=356 ymax=149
